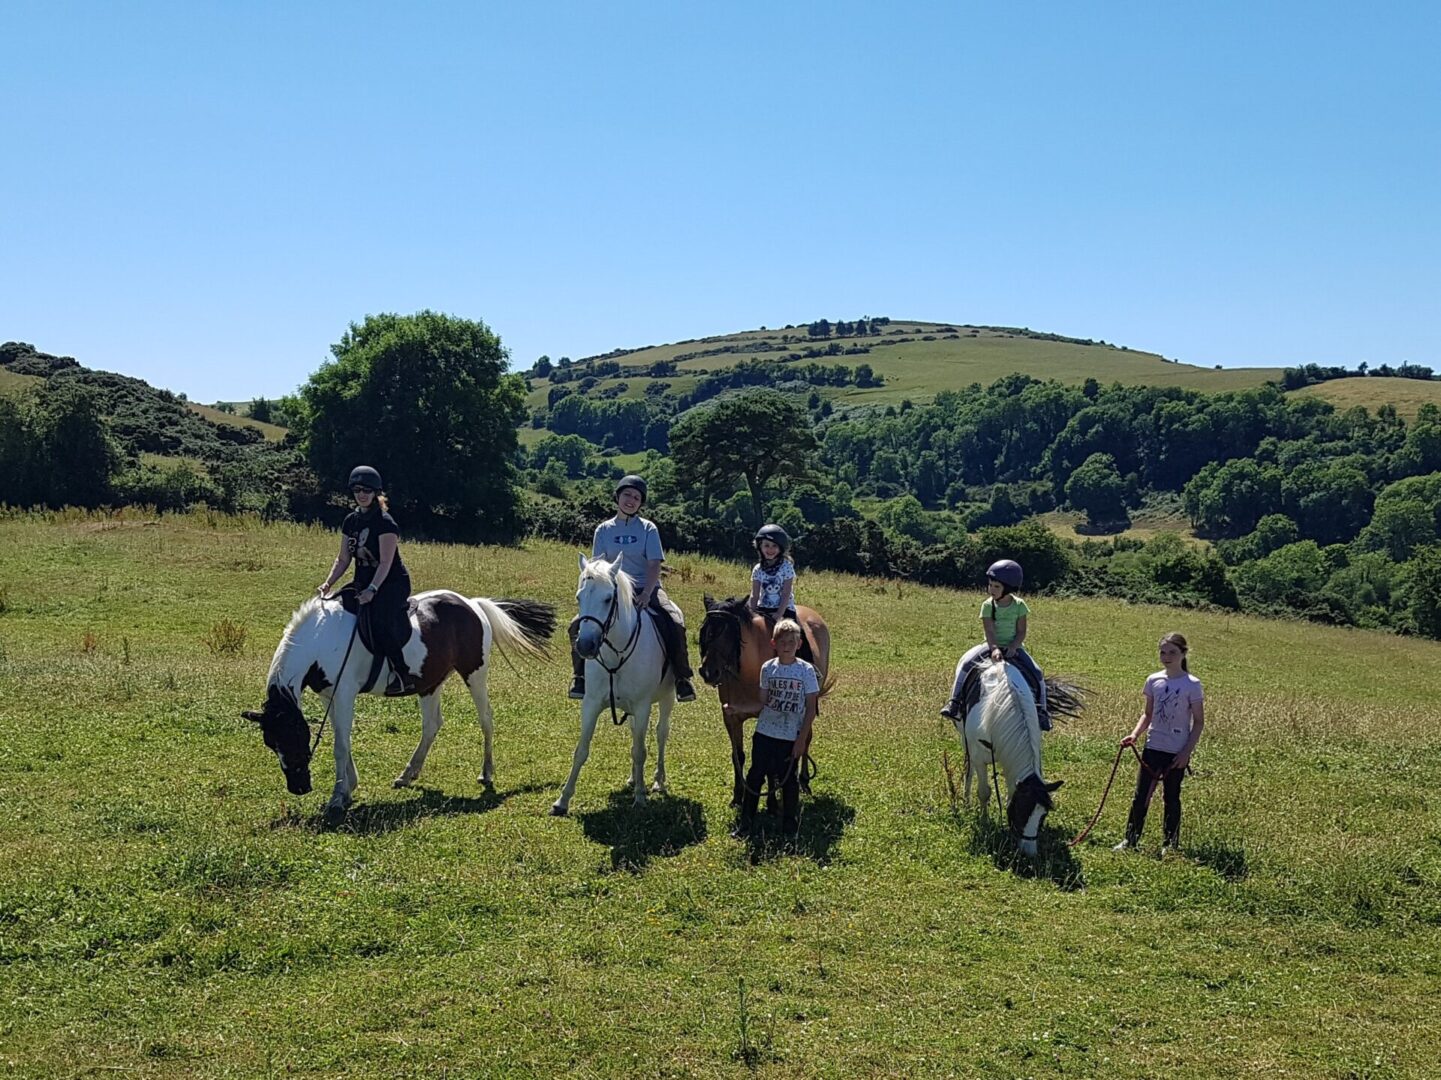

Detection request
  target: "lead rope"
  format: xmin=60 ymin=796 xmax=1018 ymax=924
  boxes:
xmin=309 ymin=611 xmax=360 ymax=756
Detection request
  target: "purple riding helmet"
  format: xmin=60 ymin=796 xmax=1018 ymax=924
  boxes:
xmin=986 ymin=559 xmax=1024 ymax=590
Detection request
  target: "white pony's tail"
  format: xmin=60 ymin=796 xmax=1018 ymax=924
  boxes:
xmin=469 ymin=597 xmax=555 ymax=662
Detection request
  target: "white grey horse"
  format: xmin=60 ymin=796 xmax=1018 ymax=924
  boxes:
xmin=552 ymin=554 xmax=676 ymax=816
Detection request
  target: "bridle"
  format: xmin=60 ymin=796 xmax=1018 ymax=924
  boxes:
xmin=577 ymin=577 xmax=646 ymax=725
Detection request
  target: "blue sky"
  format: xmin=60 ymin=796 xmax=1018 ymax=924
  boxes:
xmin=2 ymin=2 xmax=1437 ymax=401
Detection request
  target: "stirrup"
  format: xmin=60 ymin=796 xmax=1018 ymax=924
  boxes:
xmin=386 ymin=673 xmax=417 ymax=697
xmin=568 ymin=677 xmax=586 ymax=701
xmin=675 ymin=677 xmax=697 ymax=703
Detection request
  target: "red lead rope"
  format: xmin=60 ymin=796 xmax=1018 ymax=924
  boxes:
xmin=1066 ymin=742 xmax=1174 ymax=848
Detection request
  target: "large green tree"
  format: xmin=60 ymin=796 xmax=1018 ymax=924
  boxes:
xmin=1065 ymin=451 xmax=1128 ymax=529
xmin=297 ymin=311 xmax=526 ymax=541
xmin=669 ymin=389 xmax=818 ymax=526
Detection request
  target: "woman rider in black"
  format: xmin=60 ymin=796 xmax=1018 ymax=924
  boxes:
xmin=316 ymin=465 xmax=417 ymax=696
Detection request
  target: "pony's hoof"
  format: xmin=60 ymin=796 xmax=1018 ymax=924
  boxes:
xmin=649 ymin=781 xmax=667 ymax=795
xmin=633 ymin=794 xmax=648 ymax=808
xmin=392 ymin=774 xmax=415 ymax=789
xmin=323 ymin=804 xmax=348 ymax=828
xmin=549 ymin=802 xmax=569 ymax=817
xmin=479 ymin=777 xmax=496 ymax=792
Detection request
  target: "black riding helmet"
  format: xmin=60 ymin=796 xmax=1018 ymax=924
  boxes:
xmin=614 ymin=474 xmax=648 ymax=504
xmin=753 ymin=523 xmax=791 ymax=554
xmin=349 ymin=465 xmax=383 ymax=491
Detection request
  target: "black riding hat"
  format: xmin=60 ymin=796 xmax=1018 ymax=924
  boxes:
xmin=349 ymin=465 xmax=383 ymax=491
xmin=754 ymin=524 xmax=791 ymax=553
xmin=614 ymin=474 xmax=648 ymax=503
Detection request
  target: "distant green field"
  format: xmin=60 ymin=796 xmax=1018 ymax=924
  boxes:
xmin=186 ymin=402 xmax=288 ymax=442
xmin=2 ymin=510 xmax=1438 ymax=1077
xmin=0 ymin=368 xmax=42 ymax=397
xmin=1289 ymin=376 xmax=1441 ymax=419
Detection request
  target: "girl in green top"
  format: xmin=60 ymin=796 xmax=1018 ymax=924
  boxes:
xmin=940 ymin=559 xmax=1050 ymax=729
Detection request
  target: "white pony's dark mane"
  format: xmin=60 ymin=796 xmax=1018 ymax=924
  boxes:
xmin=266 ymin=595 xmax=329 ymax=686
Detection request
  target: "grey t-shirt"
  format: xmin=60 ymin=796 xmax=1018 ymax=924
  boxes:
xmin=755 ymin=658 xmax=821 ymax=742
xmin=592 ymin=514 xmax=664 ymax=584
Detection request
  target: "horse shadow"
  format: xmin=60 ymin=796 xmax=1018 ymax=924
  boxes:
xmin=578 ymin=787 xmax=708 ymax=872
xmin=742 ymin=792 xmax=856 ymax=867
xmin=964 ymin=810 xmax=1086 ymax=892
xmin=275 ymin=783 xmax=550 ymax=836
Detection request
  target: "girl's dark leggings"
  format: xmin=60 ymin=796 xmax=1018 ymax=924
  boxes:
xmin=1125 ymin=746 xmax=1185 ymax=845
xmin=741 ymin=732 xmax=799 ymax=829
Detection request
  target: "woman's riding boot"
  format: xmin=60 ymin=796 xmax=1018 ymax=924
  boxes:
xmin=386 ymin=655 xmax=418 ymax=697
xmin=569 ymin=643 xmax=586 ymax=700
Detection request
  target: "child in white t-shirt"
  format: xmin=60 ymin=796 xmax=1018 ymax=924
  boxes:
xmin=1114 ymin=632 xmax=1206 ymax=854
xmin=750 ymin=523 xmax=798 ymax=621
xmin=723 ymin=618 xmax=819 ymax=840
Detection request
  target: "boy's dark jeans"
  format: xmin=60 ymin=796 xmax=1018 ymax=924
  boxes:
xmin=1124 ymin=746 xmax=1185 ymax=845
xmin=740 ymin=731 xmax=800 ymax=832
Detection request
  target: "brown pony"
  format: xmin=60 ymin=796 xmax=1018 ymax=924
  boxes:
xmin=698 ymin=595 xmax=832 ymax=806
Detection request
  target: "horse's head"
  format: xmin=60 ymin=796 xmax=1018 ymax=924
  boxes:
xmin=1008 ymin=773 xmax=1063 ymax=857
xmin=575 ymin=553 xmax=631 ymax=659
xmin=698 ymin=594 xmax=744 ymax=686
xmin=242 ymin=683 xmax=313 ymax=795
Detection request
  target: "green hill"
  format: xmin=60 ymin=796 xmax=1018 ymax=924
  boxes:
xmin=1 ymin=510 xmax=1437 ymax=1076
xmin=526 ymin=320 xmax=1283 ymax=418
xmin=1291 ymin=375 xmax=1441 ymax=420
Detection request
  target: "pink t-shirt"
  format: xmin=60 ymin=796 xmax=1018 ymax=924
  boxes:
xmin=1142 ymin=671 xmax=1204 ymax=754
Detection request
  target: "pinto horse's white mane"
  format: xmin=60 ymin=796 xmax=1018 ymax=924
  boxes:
xmin=266 ymin=595 xmax=336 ymax=686
xmin=977 ymin=662 xmax=1043 ymax=783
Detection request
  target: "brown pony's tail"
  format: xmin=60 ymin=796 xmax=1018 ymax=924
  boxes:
xmin=819 ymin=669 xmax=838 ymax=700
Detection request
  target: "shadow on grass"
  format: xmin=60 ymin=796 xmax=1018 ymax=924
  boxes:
xmin=964 ymin=808 xmax=1086 ymax=892
xmin=578 ymin=787 xmax=708 ymax=872
xmin=1187 ymin=837 xmax=1249 ymax=881
xmin=739 ymin=792 xmax=856 ymax=867
xmin=273 ymin=783 xmax=551 ymax=835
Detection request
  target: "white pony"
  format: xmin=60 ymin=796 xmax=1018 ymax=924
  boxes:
xmin=551 ymin=553 xmax=676 ymax=816
xmin=243 ymin=589 xmax=554 ymax=825
xmin=955 ymin=660 xmax=1064 ymax=857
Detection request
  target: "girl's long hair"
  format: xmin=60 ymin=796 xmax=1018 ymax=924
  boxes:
xmin=1160 ymin=631 xmax=1189 ymax=672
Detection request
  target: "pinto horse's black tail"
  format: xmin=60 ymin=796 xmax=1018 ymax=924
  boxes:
xmin=495 ymin=598 xmax=558 ymax=650
xmin=1044 ymin=677 xmax=1089 ymax=722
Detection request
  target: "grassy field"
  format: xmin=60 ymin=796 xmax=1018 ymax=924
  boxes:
xmin=0 ymin=368 xmax=43 ymax=397
xmin=186 ymin=402 xmax=289 ymax=442
xmin=1289 ymin=376 xmax=1441 ymax=420
xmin=2 ymin=511 xmax=1439 ymax=1078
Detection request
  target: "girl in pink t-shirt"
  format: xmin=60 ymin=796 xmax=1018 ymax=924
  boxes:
xmin=1113 ymin=632 xmax=1206 ymax=853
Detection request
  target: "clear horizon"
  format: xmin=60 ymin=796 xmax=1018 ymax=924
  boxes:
xmin=3 ymin=1 xmax=1437 ymax=401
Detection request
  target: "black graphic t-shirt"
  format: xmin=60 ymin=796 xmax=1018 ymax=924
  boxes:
xmin=341 ymin=509 xmax=406 ymax=590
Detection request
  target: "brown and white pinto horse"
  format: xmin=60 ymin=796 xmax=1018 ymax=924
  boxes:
xmin=243 ymin=590 xmax=554 ymax=825
xmin=697 ymin=595 xmax=832 ymax=806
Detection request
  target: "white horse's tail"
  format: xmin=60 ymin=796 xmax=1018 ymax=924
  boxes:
xmin=469 ymin=597 xmax=555 ymax=662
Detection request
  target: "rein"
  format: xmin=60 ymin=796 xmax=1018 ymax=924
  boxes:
xmin=1066 ymin=742 xmax=1182 ymax=848
xmin=577 ymin=581 xmax=647 ymax=725
xmin=307 ymin=599 xmax=361 ymax=756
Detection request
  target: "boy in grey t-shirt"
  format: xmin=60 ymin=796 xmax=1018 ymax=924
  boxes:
xmin=723 ymin=619 xmax=819 ymax=840
xmin=567 ymin=475 xmax=697 ymax=702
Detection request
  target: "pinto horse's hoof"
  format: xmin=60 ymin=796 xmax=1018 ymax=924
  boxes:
xmin=323 ymin=803 xmax=349 ymax=828
xmin=549 ymin=802 xmax=569 ymax=817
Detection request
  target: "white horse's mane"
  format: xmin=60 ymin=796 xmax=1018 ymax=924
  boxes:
xmin=580 ymin=556 xmax=635 ymax=612
xmin=266 ymin=595 xmax=329 ymax=686
xmin=978 ymin=662 xmax=1043 ymax=780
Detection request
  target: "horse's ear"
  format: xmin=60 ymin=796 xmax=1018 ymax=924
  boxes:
xmin=241 ymin=709 xmax=263 ymax=723
xmin=703 ymin=594 xmax=716 ymax=610
xmin=578 ymin=552 xmax=589 ymax=570
xmin=1045 ymin=779 xmax=1064 ymax=791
